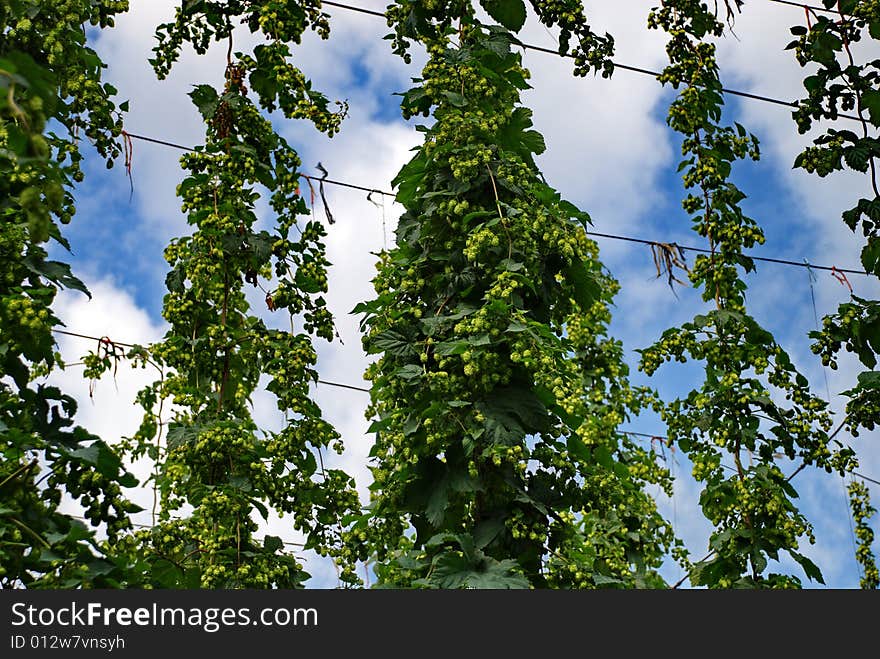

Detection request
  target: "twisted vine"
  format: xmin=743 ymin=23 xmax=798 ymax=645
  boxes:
xmin=847 ymin=478 xmax=879 ymax=588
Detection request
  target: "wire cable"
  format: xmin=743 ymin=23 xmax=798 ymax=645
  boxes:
xmin=768 ymin=0 xmax=840 ymax=14
xmin=120 ymin=130 xmax=870 ymax=277
xmin=122 ymin=132 xmax=389 ymax=197
xmin=587 ymin=230 xmax=867 ymax=277
xmin=53 ymin=328 xmax=137 ymax=348
xmin=50 ymin=328 xmax=880 ymax=487
xmin=318 ymin=0 xmax=863 ymax=122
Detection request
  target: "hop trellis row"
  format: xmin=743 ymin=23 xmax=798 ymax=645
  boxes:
xmin=1 ymin=0 xmax=876 ymax=589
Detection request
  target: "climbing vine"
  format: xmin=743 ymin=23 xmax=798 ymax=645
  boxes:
xmin=104 ymin=0 xmax=361 ymax=588
xmin=0 ymin=0 xmax=142 ymax=587
xmin=349 ymin=1 xmax=675 ymax=589
xmin=638 ymin=0 xmax=857 ymax=588
xmin=786 ymin=0 xmax=880 ymax=586
xmin=847 ymin=478 xmax=879 ymax=588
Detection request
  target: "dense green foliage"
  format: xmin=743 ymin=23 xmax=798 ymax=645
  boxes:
xmin=0 ymin=0 xmax=142 ymax=588
xmin=637 ymin=0 xmax=858 ymax=588
xmin=350 ymin=13 xmax=674 ymax=588
xmin=1 ymin=0 xmax=876 ymax=589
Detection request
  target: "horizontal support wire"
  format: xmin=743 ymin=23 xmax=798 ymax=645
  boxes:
xmin=319 ymin=0 xmax=862 ymax=121
xmin=50 ymin=329 xmax=880 ymax=488
xmin=121 ymin=131 xmax=869 ymax=276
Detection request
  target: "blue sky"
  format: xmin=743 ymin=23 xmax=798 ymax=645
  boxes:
xmin=44 ymin=1 xmax=880 ymax=588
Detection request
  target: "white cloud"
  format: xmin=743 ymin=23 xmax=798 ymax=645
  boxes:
xmin=521 ymin=3 xmax=674 ymax=249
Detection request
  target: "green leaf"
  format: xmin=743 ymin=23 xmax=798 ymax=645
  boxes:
xmin=22 ymin=257 xmax=90 ymax=297
xmin=564 ymin=261 xmax=601 ymax=309
xmin=426 ymin=484 xmax=450 ymax=526
xmin=843 ymin=141 xmax=871 ymax=172
xmin=392 ymin=152 xmax=427 ymax=207
xmin=403 ymin=413 xmax=421 ymax=437
xmin=468 ymin=333 xmax=492 ymax=347
xmin=593 ymin=573 xmax=625 ymax=587
xmin=483 ymin=32 xmax=514 ymax=59
xmin=67 ymin=441 xmax=124 ymax=479
xmin=500 ymin=258 xmax=524 ymax=272
xmin=463 ymin=561 xmax=530 ymax=589
xmin=263 ymin=535 xmax=284 ymax=553
xmin=593 ymin=445 xmax=613 ymax=470
xmin=351 ymin=299 xmax=380 ymax=316
xmin=735 ymin=254 xmax=756 ymax=274
xmin=118 ymin=472 xmax=139 ymax=488
xmin=429 ymin=551 xmax=471 ymax=588
xmin=566 ymin=435 xmax=591 ymax=463
xmin=367 ymin=416 xmax=392 ymax=434
xmin=791 ymin=551 xmax=825 ymax=584
xmin=497 ymin=107 xmax=545 ymax=162
xmin=462 ymin=209 xmax=496 ymax=227
xmin=862 ymin=238 xmax=880 ymax=275
xmin=479 ymin=403 xmax=523 ymax=445
xmin=294 ymin=267 xmax=324 ymax=294
xmin=189 ymin=84 xmax=219 ymax=119
xmin=751 ymin=549 xmax=768 ymax=575
xmin=473 ymin=517 xmax=505 ymax=549
xmin=394 ymin=364 xmax=424 ymax=380
xmin=67 ymin=444 xmax=99 ymax=465
xmin=811 ymin=31 xmax=842 ymax=66
xmin=425 ymin=532 xmax=459 ymax=549
xmin=5 ymin=124 xmax=28 ymax=156
xmin=441 ymin=91 xmax=467 ymax=107
xmin=165 ymin=265 xmax=186 ymax=294
xmin=150 ymin=557 xmax=186 ymax=588
xmin=483 ymin=386 xmax=550 ymax=436
xmin=864 ymin=91 xmax=880 ymax=126
xmin=430 ymin=546 xmax=529 ymax=589
xmin=535 ymin=384 xmax=583 ymax=430
xmin=480 ymin=0 xmax=527 ymax=32
xmin=558 ymin=199 xmax=592 ymax=227
xmin=369 ymin=330 xmax=415 ymax=357
xmin=434 ymin=340 xmax=469 ymax=356
xmin=858 ymin=367 xmax=880 ymax=386
xmin=252 ymin=498 xmax=269 ymax=520
xmin=519 ymin=129 xmax=546 ymax=156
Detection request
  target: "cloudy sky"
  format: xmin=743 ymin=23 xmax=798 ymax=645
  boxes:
xmin=45 ymin=0 xmax=880 ymax=588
